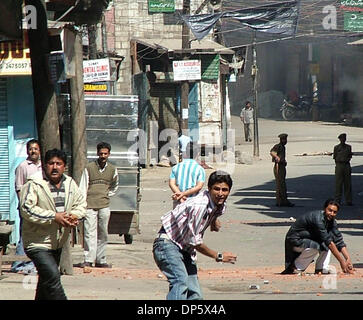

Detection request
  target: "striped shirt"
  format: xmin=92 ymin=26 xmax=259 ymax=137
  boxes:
xmin=160 ymin=190 xmax=226 ymax=260
xmin=169 ymin=159 xmax=205 ymax=195
xmin=47 ymin=176 xmax=66 ymax=213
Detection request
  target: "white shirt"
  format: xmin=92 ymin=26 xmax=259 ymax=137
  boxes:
xmin=240 ymin=107 xmax=254 ymax=124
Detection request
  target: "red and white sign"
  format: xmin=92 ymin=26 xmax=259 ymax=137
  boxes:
xmin=83 ymin=58 xmax=111 ymax=83
xmin=173 ymin=60 xmax=201 ymax=81
xmin=0 ymin=34 xmax=31 ymax=76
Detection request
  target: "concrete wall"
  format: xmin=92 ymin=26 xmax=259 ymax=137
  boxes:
xmin=112 ymin=0 xmax=208 ymax=94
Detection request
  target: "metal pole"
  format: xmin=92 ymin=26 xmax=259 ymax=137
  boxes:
xmin=252 ymin=32 xmax=259 ymax=157
xmin=180 ymin=0 xmax=190 ymax=132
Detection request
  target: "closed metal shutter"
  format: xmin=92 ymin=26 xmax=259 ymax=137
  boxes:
xmin=0 ymin=78 xmax=10 ymax=219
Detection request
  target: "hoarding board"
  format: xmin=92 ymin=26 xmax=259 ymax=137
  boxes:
xmin=0 ymin=38 xmax=31 ymax=76
xmin=172 ymin=60 xmax=201 ymax=81
xmin=340 ymin=0 xmax=363 ymax=11
xmin=83 ymin=58 xmax=111 ymax=83
xmin=148 ymin=0 xmax=175 ymax=13
xmin=344 ymin=12 xmax=363 ymax=31
xmin=84 ymin=82 xmax=109 ymax=95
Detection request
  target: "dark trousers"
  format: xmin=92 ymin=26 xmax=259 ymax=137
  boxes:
xmin=335 ymin=163 xmax=352 ymax=204
xmin=25 ymin=248 xmax=67 ymax=300
xmin=273 ymin=163 xmax=288 ymax=205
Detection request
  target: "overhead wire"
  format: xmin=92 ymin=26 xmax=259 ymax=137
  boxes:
xmin=102 ymin=0 xmax=362 ymax=59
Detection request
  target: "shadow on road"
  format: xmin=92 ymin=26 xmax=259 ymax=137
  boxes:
xmin=232 ymin=165 xmax=363 ymax=224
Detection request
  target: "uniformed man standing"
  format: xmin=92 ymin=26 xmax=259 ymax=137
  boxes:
xmin=333 ymin=133 xmax=353 ymax=206
xmin=270 ymin=133 xmax=294 ymax=207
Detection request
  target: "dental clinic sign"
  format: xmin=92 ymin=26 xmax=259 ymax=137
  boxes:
xmin=83 ymin=58 xmax=111 ymax=83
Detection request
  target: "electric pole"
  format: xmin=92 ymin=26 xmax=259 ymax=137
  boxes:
xmin=88 ymin=24 xmax=98 ymax=59
xmin=180 ymin=0 xmax=190 ymax=132
xmin=25 ymin=0 xmax=61 ymax=155
xmin=251 ymin=32 xmax=259 ymax=157
xmin=70 ymin=30 xmax=87 ymax=185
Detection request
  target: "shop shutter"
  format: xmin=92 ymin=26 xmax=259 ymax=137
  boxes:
xmin=0 ymin=78 xmax=10 ymax=219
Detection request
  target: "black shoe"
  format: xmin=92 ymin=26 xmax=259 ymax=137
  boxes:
xmin=346 ymin=202 xmax=353 ymax=206
xmin=95 ymin=263 xmax=112 ymax=268
xmin=279 ymin=202 xmax=295 ymax=207
xmin=75 ymin=262 xmax=93 ymax=268
xmin=281 ymin=264 xmax=300 ymax=275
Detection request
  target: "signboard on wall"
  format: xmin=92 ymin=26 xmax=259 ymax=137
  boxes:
xmin=344 ymin=12 xmax=363 ymax=31
xmin=0 ymin=37 xmax=31 ymax=76
xmin=148 ymin=0 xmax=175 ymax=13
xmin=83 ymin=58 xmax=111 ymax=83
xmin=340 ymin=0 xmax=363 ymax=11
xmin=173 ymin=60 xmax=201 ymax=81
xmin=84 ymin=82 xmax=109 ymax=95
xmin=200 ymin=81 xmax=221 ymax=122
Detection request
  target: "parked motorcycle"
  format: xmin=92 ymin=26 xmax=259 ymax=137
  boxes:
xmin=280 ymin=94 xmax=312 ymax=120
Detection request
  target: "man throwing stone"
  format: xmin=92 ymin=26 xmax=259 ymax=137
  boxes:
xmin=153 ymin=170 xmax=237 ymax=300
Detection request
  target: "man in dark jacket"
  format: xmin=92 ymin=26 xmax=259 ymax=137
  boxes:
xmin=282 ymin=199 xmax=353 ymax=274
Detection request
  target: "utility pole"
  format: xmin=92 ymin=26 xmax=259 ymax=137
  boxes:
xmin=88 ymin=24 xmax=98 ymax=59
xmin=180 ymin=0 xmax=191 ymax=132
xmin=25 ymin=0 xmax=61 ymax=155
xmin=61 ymin=29 xmax=88 ymax=273
xmin=251 ymin=31 xmax=259 ymax=157
xmin=70 ymin=30 xmax=87 ymax=185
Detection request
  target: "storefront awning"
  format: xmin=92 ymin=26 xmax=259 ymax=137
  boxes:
xmin=348 ymin=39 xmax=363 ymax=45
xmin=132 ymin=38 xmax=234 ymax=55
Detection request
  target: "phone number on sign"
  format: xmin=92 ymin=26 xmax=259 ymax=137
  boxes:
xmin=2 ymin=62 xmax=31 ymax=69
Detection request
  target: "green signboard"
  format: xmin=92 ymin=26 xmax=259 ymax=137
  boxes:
xmin=344 ymin=12 xmax=363 ymax=31
xmin=340 ymin=0 xmax=363 ymax=9
xmin=201 ymin=54 xmax=220 ymax=80
xmin=148 ymin=0 xmax=175 ymax=13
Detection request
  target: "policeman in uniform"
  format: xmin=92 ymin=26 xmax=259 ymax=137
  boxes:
xmin=333 ymin=133 xmax=353 ymax=205
xmin=270 ymin=133 xmax=294 ymax=207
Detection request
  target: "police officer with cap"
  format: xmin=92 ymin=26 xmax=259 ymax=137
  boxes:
xmin=333 ymin=133 xmax=353 ymax=205
xmin=270 ymin=133 xmax=294 ymax=207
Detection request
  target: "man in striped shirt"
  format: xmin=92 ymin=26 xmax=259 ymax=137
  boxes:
xmin=153 ymin=171 xmax=237 ymax=300
xmin=169 ymin=141 xmax=205 ymax=208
